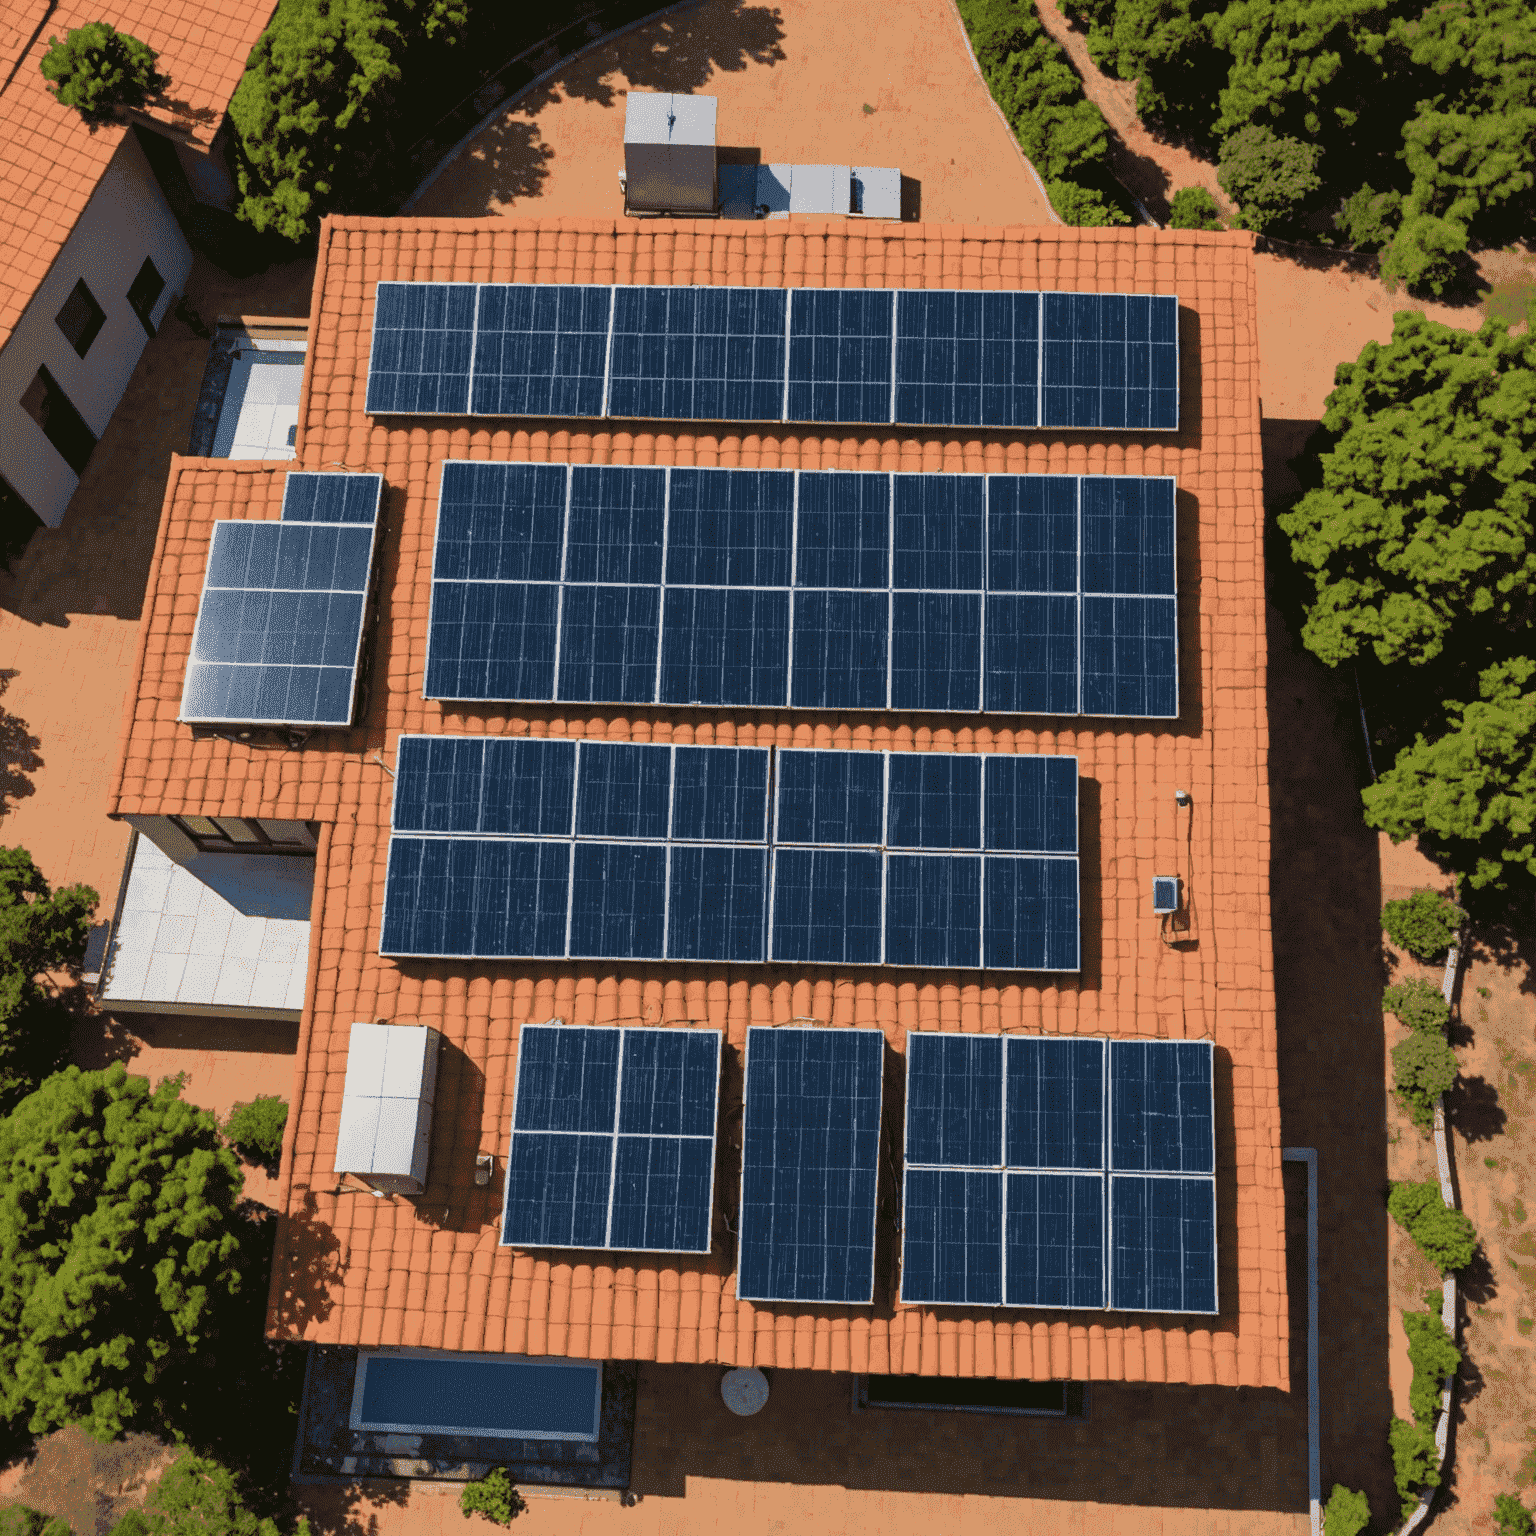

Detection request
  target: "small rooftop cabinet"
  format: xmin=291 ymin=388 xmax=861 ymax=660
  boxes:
xmin=624 ymin=92 xmax=718 ymax=215
xmin=334 ymin=1022 xmax=440 ymax=1194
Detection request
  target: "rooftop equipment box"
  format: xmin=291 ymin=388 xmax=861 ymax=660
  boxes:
xmin=624 ymin=91 xmax=717 ymax=214
xmin=334 ymin=1022 xmax=440 ymax=1194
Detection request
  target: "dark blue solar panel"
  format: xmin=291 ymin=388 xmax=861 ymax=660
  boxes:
xmin=1004 ymin=1037 xmax=1104 ymax=1169
xmin=788 ymin=590 xmax=889 ymax=710
xmin=609 ymin=1136 xmax=715 ymax=1251
xmin=892 ymin=474 xmax=984 ymax=591
xmin=1081 ymin=595 xmax=1178 ymax=718
xmin=1109 ymin=1175 xmax=1216 ymax=1312
xmin=983 ymin=755 xmax=1078 ymax=853
xmin=565 ymin=466 xmax=665 ymax=584
xmin=987 ymin=476 xmax=1077 ymax=593
xmin=379 ymin=836 xmax=570 ymax=957
xmin=890 ymin=592 xmax=981 ymax=712
xmin=886 ymin=753 xmax=981 ymax=849
xmin=568 ymin=841 xmax=667 ymax=958
xmin=667 ymin=847 xmax=768 ymax=961
xmin=365 ymin=282 xmax=476 ymax=415
xmin=554 ymin=585 xmax=661 ymax=704
xmin=983 ymin=595 xmax=1078 ymax=715
xmin=574 ymin=743 xmax=670 ymax=840
xmin=982 ymin=856 xmax=1079 ymax=971
xmin=393 ymin=736 xmax=576 ymax=835
xmin=785 ymin=289 xmax=895 ymax=425
xmin=500 ymin=1133 xmax=612 ymax=1247
xmin=900 ymin=1168 xmax=1004 ymax=1304
xmin=903 ymin=1032 xmax=1002 ymax=1166
xmin=1081 ymin=477 xmax=1176 ymax=596
xmin=1004 ymin=1173 xmax=1105 ymax=1307
xmin=607 ymin=286 xmax=788 ymax=422
xmin=432 ymin=462 xmax=566 ymax=582
xmin=670 ymin=746 xmax=770 ymax=841
xmin=775 ymin=750 xmax=884 ymax=845
xmin=885 ymin=855 xmax=981 ymax=968
xmin=618 ymin=1028 xmax=719 ymax=1136
xmin=514 ymin=1024 xmax=620 ymax=1132
xmin=893 ymin=290 xmax=1039 ymax=429
xmin=1040 ymin=293 xmax=1178 ymax=431
xmin=795 ymin=472 xmax=889 ymax=588
xmin=666 ymin=469 xmax=794 ymax=586
xmin=425 ymin=582 xmax=558 ymax=701
xmin=470 ymin=284 xmax=609 ymax=417
xmin=737 ymin=1026 xmax=883 ymax=1303
xmin=658 ymin=587 xmax=789 ymax=707
xmin=769 ymin=848 xmax=883 ymax=964
xmin=1109 ymin=1040 xmax=1214 ymax=1174
xmin=281 ymin=471 xmax=382 ymax=524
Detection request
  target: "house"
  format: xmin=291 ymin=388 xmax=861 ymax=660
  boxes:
xmin=105 ymin=214 xmax=1283 ymax=1475
xmin=0 ymin=0 xmax=277 ymax=530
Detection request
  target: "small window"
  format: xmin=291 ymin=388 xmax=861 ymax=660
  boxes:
xmin=126 ymin=257 xmax=166 ymax=336
xmin=19 ymin=367 xmax=96 ymax=476
xmin=171 ymin=816 xmax=318 ymax=855
xmin=55 ymin=279 xmax=106 ymax=358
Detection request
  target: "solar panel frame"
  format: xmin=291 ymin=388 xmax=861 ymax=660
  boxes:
xmin=500 ymin=1023 xmax=723 ymax=1256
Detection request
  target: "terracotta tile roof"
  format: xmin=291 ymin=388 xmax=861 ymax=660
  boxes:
xmin=0 ymin=0 xmax=275 ymax=348
xmin=110 ymin=215 xmax=1285 ymax=1389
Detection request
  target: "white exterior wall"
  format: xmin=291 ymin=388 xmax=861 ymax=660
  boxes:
xmin=0 ymin=129 xmax=193 ymax=527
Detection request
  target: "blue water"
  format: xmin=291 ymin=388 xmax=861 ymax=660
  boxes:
xmin=358 ymin=1355 xmax=601 ymax=1438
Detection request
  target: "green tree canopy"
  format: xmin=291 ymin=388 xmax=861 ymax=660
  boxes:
xmin=1168 ymin=185 xmax=1223 ymax=227
xmin=1388 ymin=1177 xmax=1478 ymax=1271
xmin=0 ymin=1063 xmax=246 ymax=1439
xmin=1402 ymin=1306 xmax=1459 ymax=1422
xmin=129 ymin=1453 xmax=307 ymax=1536
xmin=1496 ymin=1493 xmax=1536 ymax=1536
xmin=1216 ymin=124 xmax=1322 ymax=231
xmin=1322 ymin=1484 xmax=1370 ymax=1536
xmin=40 ymin=23 xmax=167 ymax=119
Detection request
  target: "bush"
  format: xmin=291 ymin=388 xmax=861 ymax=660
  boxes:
xmin=1217 ymin=125 xmax=1322 ymax=233
xmin=1322 ymin=1484 xmax=1370 ymax=1536
xmin=224 ymin=1096 xmax=288 ymax=1167
xmin=1496 ymin=1492 xmax=1536 ymax=1536
xmin=1392 ymin=1028 xmax=1459 ymax=1133
xmin=39 ymin=23 xmax=167 ymax=119
xmin=0 ymin=1509 xmax=72 ymax=1536
xmin=1388 ymin=1179 xmax=1479 ymax=1273
xmin=1336 ymin=184 xmax=1403 ymax=249
xmin=1382 ymin=890 xmax=1465 ymax=961
xmin=1168 ymin=186 xmax=1222 ymax=229
xmin=1381 ymin=209 xmax=1469 ymax=297
xmin=1403 ymin=1307 xmax=1460 ymax=1422
xmin=1390 ymin=1415 xmax=1440 ymax=1518
xmin=459 ymin=1468 xmax=525 ymax=1525
xmin=130 ymin=1452 xmax=310 ymax=1536
xmin=1048 ymin=179 xmax=1131 ymax=226
xmin=1382 ymin=979 xmax=1451 ymax=1035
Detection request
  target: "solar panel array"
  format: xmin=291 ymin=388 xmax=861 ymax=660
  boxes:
xmin=423 ymin=462 xmax=1178 ymax=719
xmin=737 ymin=1026 xmax=884 ymax=1303
xmin=180 ymin=471 xmax=383 ymax=727
xmin=501 ymin=1023 xmax=721 ymax=1253
xmin=380 ymin=738 xmax=1080 ymax=971
xmin=366 ymin=283 xmax=1180 ymax=431
xmin=901 ymin=1035 xmax=1217 ymax=1313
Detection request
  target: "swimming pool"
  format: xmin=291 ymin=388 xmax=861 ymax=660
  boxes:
xmin=349 ymin=1349 xmax=603 ymax=1440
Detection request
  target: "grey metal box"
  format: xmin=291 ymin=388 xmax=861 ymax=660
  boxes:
xmin=623 ymin=91 xmax=718 ymax=214
xmin=334 ymin=1022 xmax=440 ymax=1194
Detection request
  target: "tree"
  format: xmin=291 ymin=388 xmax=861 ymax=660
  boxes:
xmin=0 ymin=1063 xmax=246 ymax=1439
xmin=459 ymin=1468 xmax=526 ymax=1525
xmin=1335 ymin=182 xmax=1402 ymax=248
xmin=1216 ymin=124 xmax=1323 ymax=232
xmin=1048 ymin=179 xmax=1132 ymax=225
xmin=224 ymin=1096 xmax=288 ymax=1170
xmin=1168 ymin=186 xmax=1223 ymax=228
xmin=122 ymin=1452 xmax=310 ymax=1536
xmin=1392 ymin=1027 xmax=1458 ymax=1131
xmin=1381 ymin=889 xmax=1465 ymax=959
xmin=1496 ymin=1492 xmax=1536 ymax=1536
xmin=0 ymin=1510 xmax=71 ymax=1536
xmin=40 ymin=23 xmax=167 ymax=120
xmin=1382 ymin=977 xmax=1451 ymax=1033
xmin=1322 ymin=1484 xmax=1371 ymax=1536
xmin=0 ymin=847 xmax=97 ymax=1114
xmin=1388 ymin=1177 xmax=1478 ymax=1272
xmin=1390 ymin=1415 xmax=1439 ymax=1518
xmin=1380 ymin=207 xmax=1469 ymax=296
xmin=1402 ymin=1307 xmax=1459 ymax=1422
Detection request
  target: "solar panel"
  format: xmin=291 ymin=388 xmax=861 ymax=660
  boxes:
xmin=737 ymin=1025 xmax=884 ymax=1303
xmin=381 ymin=740 xmax=1079 ymax=972
xmin=181 ymin=472 xmax=381 ymax=727
xmin=501 ymin=1023 xmax=721 ymax=1253
xmin=423 ymin=462 xmax=1177 ymax=719
xmin=900 ymin=1034 xmax=1217 ymax=1313
xmin=365 ymin=283 xmax=1179 ymax=430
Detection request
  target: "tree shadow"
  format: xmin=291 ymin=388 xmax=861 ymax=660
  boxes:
xmin=1100 ymin=121 xmax=1173 ymax=222
xmin=0 ymin=669 xmax=41 ymax=814
xmin=296 ymin=1476 xmax=412 ymax=1536
xmin=1446 ymin=1075 xmax=1506 ymax=1143
xmin=1457 ymin=1245 xmax=1497 ymax=1306
xmin=441 ymin=116 xmax=557 ymax=209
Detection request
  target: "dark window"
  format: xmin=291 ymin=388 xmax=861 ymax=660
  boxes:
xmin=126 ymin=257 xmax=165 ymax=336
xmin=19 ymin=367 xmax=96 ymax=476
xmin=55 ymin=279 xmax=106 ymax=358
xmin=170 ymin=816 xmax=318 ymax=855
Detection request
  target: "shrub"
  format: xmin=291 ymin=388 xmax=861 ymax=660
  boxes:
xmin=224 ymin=1095 xmax=288 ymax=1167
xmin=106 ymin=1515 xmax=150 ymax=1536
xmin=1496 ymin=1492 xmax=1536 ymax=1536
xmin=1392 ymin=1029 xmax=1459 ymax=1132
xmin=0 ymin=1509 xmax=72 ymax=1536
xmin=39 ymin=23 xmax=167 ymax=119
xmin=1322 ymin=1484 xmax=1370 ymax=1536
xmin=1403 ymin=1307 xmax=1460 ymax=1422
xmin=1169 ymin=186 xmax=1222 ymax=229
xmin=1390 ymin=1415 xmax=1440 ymax=1518
xmin=1382 ymin=979 xmax=1451 ymax=1035
xmin=1336 ymin=184 xmax=1403 ymax=249
xmin=1048 ymin=179 xmax=1131 ymax=226
xmin=131 ymin=1452 xmax=310 ymax=1536
xmin=1388 ymin=1179 xmax=1479 ymax=1273
xmin=1381 ymin=209 xmax=1469 ymax=297
xmin=1217 ymin=125 xmax=1322 ymax=233
xmin=459 ymin=1468 xmax=525 ymax=1525
xmin=1382 ymin=890 xmax=1465 ymax=961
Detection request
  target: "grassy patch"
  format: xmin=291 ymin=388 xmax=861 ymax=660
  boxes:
xmin=1483 ymin=280 xmax=1535 ymax=328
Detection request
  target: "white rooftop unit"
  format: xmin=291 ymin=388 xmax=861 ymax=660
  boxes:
xmin=334 ymin=1022 xmax=440 ymax=1195
xmin=623 ymin=91 xmax=718 ymax=214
